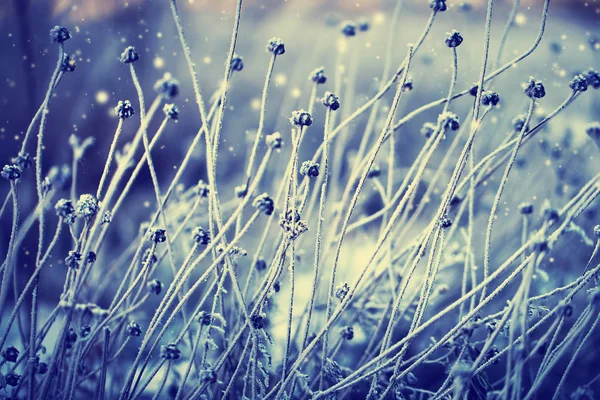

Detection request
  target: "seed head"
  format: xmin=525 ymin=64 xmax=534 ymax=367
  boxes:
xmin=149 ymin=228 xmax=167 ymax=243
xmin=340 ymin=326 xmax=354 ymax=340
xmin=80 ymin=325 xmax=91 ymax=338
xmin=266 ymin=38 xmax=285 ymax=55
xmin=266 ymin=132 xmax=283 ymax=150
xmin=192 ymin=227 xmax=210 ymax=245
xmin=2 ymin=346 xmax=19 ymax=363
xmin=420 ymin=122 xmax=437 ymax=138
xmin=440 ymin=112 xmax=460 ymax=131
xmin=481 ymin=90 xmax=500 ymax=106
xmin=429 ymin=0 xmax=447 ymax=12
xmin=445 ymin=30 xmax=463 ymax=48
xmin=55 ymin=199 xmax=75 ymax=219
xmin=115 ymin=100 xmax=135 ymax=119
xmin=197 ymin=180 xmax=210 ymax=198
xmin=86 ymin=251 xmax=97 ymax=263
xmin=440 ymin=216 xmax=452 ymax=228
xmin=230 ymin=53 xmax=244 ymax=72
xmin=119 ymin=46 xmax=139 ymax=64
xmin=126 ymin=321 xmax=142 ymax=337
xmin=251 ymin=313 xmax=267 ymax=329
xmin=148 ymin=279 xmax=162 ymax=295
xmin=585 ymin=68 xmax=600 ymax=89
xmin=335 ymin=283 xmax=350 ymax=301
xmin=358 ymin=19 xmax=370 ymax=32
xmin=310 ymin=67 xmax=327 ymax=84
xmin=50 ymin=26 xmax=71 ymax=43
xmin=300 ymin=160 xmax=320 ymax=177
xmin=512 ymin=114 xmax=528 ymax=132
xmin=569 ymin=73 xmax=588 ymax=92
xmin=61 ymin=54 xmax=76 ymax=72
xmin=160 ymin=344 xmax=181 ymax=360
xmin=585 ymin=122 xmax=600 ymax=144
xmin=13 ymin=152 xmax=32 ymax=170
xmin=367 ymin=165 xmax=381 ymax=179
xmin=290 ymin=109 xmax=313 ymax=126
xmin=1 ymin=164 xmax=22 ymax=181
xmin=255 ymin=258 xmax=267 ymax=271
xmin=518 ymin=202 xmax=534 ymax=215
xmin=37 ymin=362 xmax=48 ymax=374
xmin=524 ymin=77 xmax=546 ymax=99
xmin=252 ymin=193 xmax=275 ymax=216
xmin=321 ymin=92 xmax=340 ymax=111
xmin=6 ymin=373 xmax=20 ymax=387
xmin=541 ymin=200 xmax=559 ymax=224
xmin=65 ymin=251 xmax=82 ymax=269
xmin=593 ymin=225 xmax=600 ymax=237
xmin=163 ymin=104 xmax=179 ymax=121
xmin=154 ymin=73 xmax=180 ymax=99
xmin=340 ymin=21 xmax=357 ymax=37
xmin=402 ymin=79 xmax=414 ymax=92
xmin=234 ymin=184 xmax=248 ymax=199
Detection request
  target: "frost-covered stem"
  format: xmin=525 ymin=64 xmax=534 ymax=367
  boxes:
xmin=494 ymin=0 xmax=521 ymax=71
xmin=281 ymin=45 xmax=414 ymax=396
xmin=480 ymin=99 xmax=535 ymax=303
xmin=0 ymin=182 xmax=20 ymax=321
xmin=96 ymin=118 xmax=124 ymax=200
xmin=245 ymin=53 xmax=277 ymax=182
xmin=301 ymin=107 xmax=331 ymax=352
xmin=220 ymin=334 xmax=252 ymax=400
xmin=150 ymin=361 xmax=171 ymax=400
xmin=95 ymin=328 xmax=110 ymax=400
xmin=279 ymin=240 xmax=295 ymax=386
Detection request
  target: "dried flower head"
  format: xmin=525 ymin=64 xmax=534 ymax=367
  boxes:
xmin=253 ymin=193 xmax=275 ymax=216
xmin=115 ymin=100 xmax=135 ymax=119
xmin=251 ymin=313 xmax=267 ymax=329
xmin=50 ymin=26 xmax=71 ymax=43
xmin=234 ymin=184 xmax=248 ymax=199
xmin=440 ymin=216 xmax=452 ymax=228
xmin=358 ymin=19 xmax=370 ymax=32
xmin=119 ymin=46 xmax=139 ymax=64
xmin=126 ymin=321 xmax=142 ymax=337
xmin=300 ymin=160 xmax=320 ymax=177
xmin=367 ymin=165 xmax=381 ymax=179
xmin=255 ymin=258 xmax=267 ymax=271
xmin=65 ymin=251 xmax=82 ymax=269
xmin=445 ymin=30 xmax=463 ymax=48
xmin=75 ymin=194 xmax=100 ymax=219
xmin=1 ymin=164 xmax=22 ymax=181
xmin=61 ymin=54 xmax=76 ymax=72
xmin=519 ymin=202 xmax=534 ymax=215
xmin=524 ymin=77 xmax=546 ymax=99
xmin=55 ymin=198 xmax=75 ymax=219
xmin=266 ymin=132 xmax=283 ymax=150
xmin=481 ymin=90 xmax=500 ymax=106
xmin=13 ymin=152 xmax=32 ymax=170
xmin=593 ymin=225 xmax=600 ymax=237
xmin=340 ymin=326 xmax=354 ymax=340
xmin=512 ymin=114 xmax=529 ymax=132
xmin=585 ymin=68 xmax=600 ymax=89
xmin=197 ymin=180 xmax=210 ymax=198
xmin=160 ymin=343 xmax=181 ymax=360
xmin=2 ymin=346 xmax=19 ymax=363
xmin=6 ymin=373 xmax=20 ymax=387
xmin=340 ymin=21 xmax=357 ymax=37
xmin=163 ymin=104 xmax=179 ymax=121
xmin=290 ymin=109 xmax=313 ymax=126
xmin=569 ymin=73 xmax=588 ymax=92
xmin=421 ymin=122 xmax=437 ymax=138
xmin=439 ymin=112 xmax=460 ymax=131
xmin=192 ymin=227 xmax=211 ymax=245
xmin=149 ymin=228 xmax=167 ymax=243
xmin=148 ymin=279 xmax=162 ymax=295
xmin=267 ymin=38 xmax=285 ymax=55
xmin=310 ymin=67 xmax=327 ymax=84
xmin=86 ymin=251 xmax=97 ymax=263
xmin=230 ymin=53 xmax=244 ymax=72
xmin=321 ymin=92 xmax=340 ymax=111
xmin=335 ymin=283 xmax=350 ymax=301
xmin=429 ymin=0 xmax=447 ymax=12
xmin=154 ymin=73 xmax=180 ymax=99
